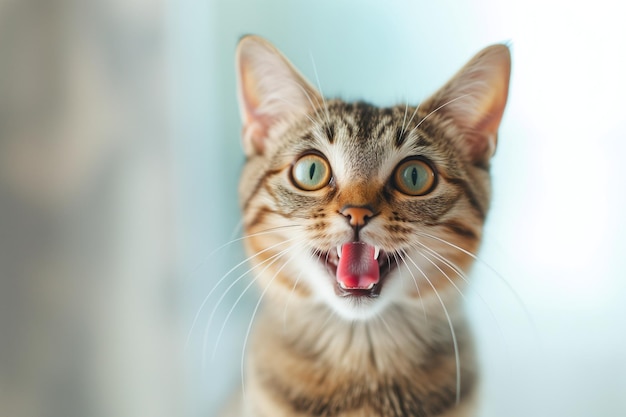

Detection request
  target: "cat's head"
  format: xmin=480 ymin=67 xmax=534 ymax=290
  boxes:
xmin=235 ymin=35 xmax=510 ymax=321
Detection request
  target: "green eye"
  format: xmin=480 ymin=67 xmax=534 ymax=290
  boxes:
xmin=291 ymin=153 xmax=332 ymax=191
xmin=393 ymin=158 xmax=436 ymax=196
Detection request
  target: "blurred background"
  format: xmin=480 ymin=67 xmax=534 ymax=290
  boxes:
xmin=1 ymin=0 xmax=625 ymax=416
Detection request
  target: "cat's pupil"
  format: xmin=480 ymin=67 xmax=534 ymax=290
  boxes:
xmin=411 ymin=167 xmax=418 ymax=185
xmin=309 ymin=163 xmax=316 ymax=180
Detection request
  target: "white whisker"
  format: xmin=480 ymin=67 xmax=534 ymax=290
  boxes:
xmin=399 ymin=97 xmax=410 ymax=138
xmin=211 ymin=241 xmax=305 ymax=362
xmin=186 ymin=233 xmax=301 ymax=349
xmin=396 ymin=251 xmax=428 ymax=322
xmin=202 ymin=243 xmax=294 ymax=368
xmin=401 ymin=249 xmax=461 ymax=405
xmin=416 ymin=231 xmax=538 ymax=336
xmin=309 ymin=52 xmax=332 ymax=128
xmin=283 ymin=248 xmax=316 ymax=333
xmin=240 ymin=241 xmax=307 ymax=398
xmin=412 ymin=239 xmax=514 ymax=376
xmin=408 ymin=94 xmax=471 ymax=138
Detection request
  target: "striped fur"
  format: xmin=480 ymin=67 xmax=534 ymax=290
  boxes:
xmin=222 ymin=35 xmax=510 ymax=417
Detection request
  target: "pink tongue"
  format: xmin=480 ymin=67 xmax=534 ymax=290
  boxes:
xmin=337 ymin=242 xmax=380 ymax=289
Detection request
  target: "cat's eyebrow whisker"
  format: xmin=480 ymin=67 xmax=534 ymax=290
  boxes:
xmin=202 ymin=242 xmax=300 ymax=368
xmin=416 ymin=231 xmax=538 ymax=336
xmin=286 ymin=79 xmax=331 ymax=130
xmin=239 ymin=241 xmax=307 ymax=397
xmin=402 ymin=101 xmax=421 ymax=140
xmin=399 ymin=97 xmax=409 ymax=138
xmin=407 ymin=94 xmax=471 ymax=139
xmin=186 ymin=235 xmax=301 ymax=349
xmin=275 ymin=95 xmax=324 ymax=132
xmin=401 ymin=250 xmax=461 ymax=406
xmin=309 ymin=52 xmax=333 ymax=129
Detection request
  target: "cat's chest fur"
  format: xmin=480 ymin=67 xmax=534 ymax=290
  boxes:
xmin=244 ymin=305 xmax=476 ymax=417
xmin=220 ymin=35 xmax=510 ymax=417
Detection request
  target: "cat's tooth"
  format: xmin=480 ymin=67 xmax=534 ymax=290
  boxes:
xmin=337 ymin=245 xmax=342 ymax=258
xmin=366 ymin=282 xmax=375 ymax=290
xmin=374 ymin=246 xmax=380 ymax=260
xmin=339 ymin=281 xmax=348 ymax=290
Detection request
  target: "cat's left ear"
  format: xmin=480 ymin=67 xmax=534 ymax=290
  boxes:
xmin=236 ymin=35 xmax=323 ymax=156
xmin=422 ymin=44 xmax=511 ymax=165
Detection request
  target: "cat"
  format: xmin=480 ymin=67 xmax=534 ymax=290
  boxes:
xmin=221 ymin=35 xmax=510 ymax=417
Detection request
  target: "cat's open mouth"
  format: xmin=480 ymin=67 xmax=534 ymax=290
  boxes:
xmin=318 ymin=242 xmax=398 ymax=298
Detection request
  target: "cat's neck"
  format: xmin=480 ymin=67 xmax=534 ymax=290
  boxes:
xmin=253 ymin=298 xmax=469 ymax=373
xmin=247 ymin=300 xmax=477 ymax=417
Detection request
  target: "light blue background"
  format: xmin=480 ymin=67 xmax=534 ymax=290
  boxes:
xmin=169 ymin=1 xmax=626 ymax=416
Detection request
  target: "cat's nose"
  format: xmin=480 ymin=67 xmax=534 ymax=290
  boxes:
xmin=340 ymin=206 xmax=374 ymax=227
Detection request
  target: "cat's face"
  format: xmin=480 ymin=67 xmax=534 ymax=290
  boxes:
xmin=236 ymin=36 xmax=510 ymax=321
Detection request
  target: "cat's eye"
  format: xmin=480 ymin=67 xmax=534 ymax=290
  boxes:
xmin=291 ymin=153 xmax=332 ymax=191
xmin=393 ymin=158 xmax=436 ymax=196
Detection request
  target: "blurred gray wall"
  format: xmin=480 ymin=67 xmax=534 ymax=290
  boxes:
xmin=0 ymin=1 xmax=180 ymax=417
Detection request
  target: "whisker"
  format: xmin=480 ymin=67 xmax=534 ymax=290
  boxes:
xmin=408 ymin=94 xmax=471 ymax=138
xmin=186 ymin=233 xmax=301 ymax=349
xmin=309 ymin=52 xmax=333 ymax=129
xmin=276 ymin=95 xmax=324 ymax=132
xmin=228 ymin=218 xmax=244 ymax=243
xmin=399 ymin=97 xmax=410 ymax=138
xmin=211 ymin=241 xmax=305 ymax=362
xmin=288 ymin=79 xmax=332 ymax=129
xmin=413 ymin=240 xmax=499 ymax=317
xmin=396 ymin=251 xmax=429 ymax=322
xmin=412 ymin=240 xmax=514 ymax=377
xmin=412 ymin=245 xmax=466 ymax=300
xmin=401 ymin=249 xmax=461 ymax=405
xmin=416 ymin=231 xmax=538 ymax=336
xmin=240 ymin=241 xmax=307 ymax=398
xmin=203 ymin=241 xmax=300 ymax=367
xmin=403 ymin=102 xmax=421 ymax=139
xmin=186 ymin=224 xmax=302 ymax=284
xmin=283 ymin=248 xmax=316 ymax=333
xmin=375 ymin=313 xmax=398 ymax=350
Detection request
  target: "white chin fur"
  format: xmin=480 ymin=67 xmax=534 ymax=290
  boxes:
xmin=326 ymin=296 xmax=390 ymax=321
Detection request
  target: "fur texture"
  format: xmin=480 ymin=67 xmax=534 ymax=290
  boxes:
xmin=223 ymin=35 xmax=510 ymax=417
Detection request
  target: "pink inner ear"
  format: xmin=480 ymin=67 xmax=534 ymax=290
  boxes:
xmin=236 ymin=36 xmax=323 ymax=157
xmin=421 ymin=45 xmax=510 ymax=164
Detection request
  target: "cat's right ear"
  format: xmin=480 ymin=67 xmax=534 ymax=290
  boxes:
xmin=236 ymin=35 xmax=322 ymax=156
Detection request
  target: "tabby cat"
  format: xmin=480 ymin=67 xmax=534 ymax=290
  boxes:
xmin=221 ymin=35 xmax=510 ymax=417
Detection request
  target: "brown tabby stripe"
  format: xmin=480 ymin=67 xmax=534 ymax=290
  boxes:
xmin=443 ymin=176 xmax=486 ymax=220
xmin=394 ymin=126 xmax=408 ymax=148
xmin=242 ymin=166 xmax=283 ymax=211
xmin=438 ymin=220 xmax=478 ymax=240
xmin=324 ymin=122 xmax=335 ymax=143
xmin=247 ymin=205 xmax=274 ymax=228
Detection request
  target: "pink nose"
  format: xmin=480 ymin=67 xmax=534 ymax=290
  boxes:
xmin=340 ymin=206 xmax=374 ymax=227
